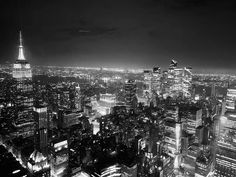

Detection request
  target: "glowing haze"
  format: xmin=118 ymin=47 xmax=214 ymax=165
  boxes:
xmin=1 ymin=0 xmax=236 ymax=73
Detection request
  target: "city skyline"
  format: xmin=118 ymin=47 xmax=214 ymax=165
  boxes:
xmin=1 ymin=17 xmax=236 ymax=176
xmin=2 ymin=1 xmax=236 ymax=177
xmin=1 ymin=0 xmax=236 ymax=73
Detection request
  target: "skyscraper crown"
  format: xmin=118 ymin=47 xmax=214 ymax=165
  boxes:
xmin=18 ymin=31 xmax=25 ymax=60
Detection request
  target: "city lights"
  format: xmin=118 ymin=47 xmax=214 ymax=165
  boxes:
xmin=0 ymin=3 xmax=235 ymax=176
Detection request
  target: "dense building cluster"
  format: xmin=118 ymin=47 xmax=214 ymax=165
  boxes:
xmin=0 ymin=32 xmax=234 ymax=177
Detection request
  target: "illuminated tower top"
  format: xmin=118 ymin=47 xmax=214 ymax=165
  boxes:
xmin=18 ymin=31 xmax=25 ymax=60
xmin=13 ymin=31 xmax=32 ymax=79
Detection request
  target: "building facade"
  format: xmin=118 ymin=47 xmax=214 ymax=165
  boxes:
xmin=124 ymin=80 xmax=137 ymax=111
xmin=12 ymin=31 xmax=35 ymax=138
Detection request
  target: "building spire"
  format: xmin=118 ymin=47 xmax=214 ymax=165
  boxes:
xmin=18 ymin=31 xmax=25 ymax=60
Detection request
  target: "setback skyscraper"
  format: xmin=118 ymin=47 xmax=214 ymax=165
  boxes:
xmin=12 ymin=31 xmax=35 ymax=138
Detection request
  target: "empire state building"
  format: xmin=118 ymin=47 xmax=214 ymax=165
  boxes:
xmin=12 ymin=31 xmax=35 ymax=138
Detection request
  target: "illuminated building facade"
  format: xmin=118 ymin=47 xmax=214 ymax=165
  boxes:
xmin=180 ymin=105 xmax=202 ymax=135
xmin=211 ymin=83 xmax=216 ymax=97
xmin=91 ymin=93 xmax=116 ymax=115
xmin=182 ymin=145 xmax=199 ymax=176
xmin=215 ymin=111 xmax=236 ymax=177
xmin=166 ymin=105 xmax=179 ymax=121
xmin=143 ymin=67 xmax=161 ymax=106
xmin=33 ymin=106 xmax=48 ymax=154
xmin=167 ymin=67 xmax=192 ymax=98
xmin=57 ymin=86 xmax=72 ymax=110
xmin=47 ymin=83 xmax=80 ymax=111
xmin=175 ymin=123 xmax=182 ymax=154
xmin=12 ymin=31 xmax=35 ymax=138
xmin=59 ymin=111 xmax=83 ymax=128
xmin=165 ymin=106 xmax=182 ymax=175
xmin=50 ymin=139 xmax=69 ymax=177
xmin=225 ymin=87 xmax=236 ymax=111
xmin=72 ymin=171 xmax=90 ymax=177
xmin=163 ymin=110 xmax=182 ymax=176
xmin=186 ymin=107 xmax=202 ymax=135
xmin=161 ymin=70 xmax=169 ymax=98
xmin=99 ymin=93 xmax=116 ymax=105
xmin=92 ymin=119 xmax=100 ymax=135
xmin=195 ymin=150 xmax=214 ymax=177
xmin=152 ymin=66 xmax=162 ymax=95
xmin=100 ymin=164 xmax=137 ymax=177
xmin=163 ymin=60 xmax=192 ymax=99
xmin=157 ymin=153 xmax=173 ymax=177
xmin=27 ymin=150 xmax=50 ymax=176
xmin=195 ymin=126 xmax=204 ymax=145
xmin=143 ymin=70 xmax=152 ymax=97
xmin=124 ymin=80 xmax=137 ymax=111
xmin=101 ymin=164 xmax=121 ymax=177
xmin=75 ymin=84 xmax=82 ymax=111
xmin=164 ymin=119 xmax=181 ymax=157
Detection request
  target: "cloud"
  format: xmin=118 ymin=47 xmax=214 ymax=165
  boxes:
xmin=62 ymin=26 xmax=118 ymax=37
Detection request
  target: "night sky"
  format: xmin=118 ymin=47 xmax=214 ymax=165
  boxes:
xmin=1 ymin=0 xmax=236 ymax=72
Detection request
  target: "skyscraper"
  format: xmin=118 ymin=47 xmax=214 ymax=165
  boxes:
xmin=50 ymin=139 xmax=69 ymax=177
xmin=152 ymin=66 xmax=161 ymax=95
xmin=143 ymin=67 xmax=161 ymax=106
xmin=162 ymin=105 xmax=183 ymax=176
xmin=144 ymin=61 xmax=192 ymax=100
xmin=12 ymin=31 xmax=35 ymax=138
xmin=168 ymin=67 xmax=192 ymax=99
xmin=75 ymin=84 xmax=82 ymax=111
xmin=124 ymin=80 xmax=137 ymax=111
xmin=163 ymin=60 xmax=192 ymax=99
xmin=211 ymin=83 xmax=216 ymax=97
xmin=143 ymin=70 xmax=152 ymax=97
xmin=225 ymin=87 xmax=236 ymax=111
xmin=215 ymin=112 xmax=236 ymax=177
xmin=33 ymin=106 xmax=48 ymax=154
xmin=161 ymin=70 xmax=169 ymax=98
xmin=215 ymin=87 xmax=236 ymax=176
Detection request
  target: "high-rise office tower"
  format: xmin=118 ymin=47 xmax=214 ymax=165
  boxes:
xmin=50 ymin=139 xmax=69 ymax=177
xmin=164 ymin=118 xmax=177 ymax=157
xmin=152 ymin=66 xmax=161 ymax=95
xmin=12 ymin=31 xmax=35 ymax=137
xmin=124 ymin=80 xmax=137 ymax=111
xmin=164 ymin=105 xmax=181 ymax=156
xmin=195 ymin=149 xmax=214 ymax=177
xmin=143 ymin=70 xmax=152 ymax=97
xmin=211 ymin=83 xmax=216 ymax=97
xmin=164 ymin=60 xmax=192 ymax=99
xmin=221 ymin=99 xmax=226 ymax=116
xmin=161 ymin=70 xmax=169 ymax=98
xmin=58 ymin=85 xmax=71 ymax=110
xmin=215 ymin=111 xmax=236 ymax=177
xmin=75 ymin=84 xmax=82 ymax=111
xmin=166 ymin=105 xmax=179 ymax=122
xmin=33 ymin=106 xmax=48 ymax=154
xmin=202 ymin=88 xmax=207 ymax=100
xmin=143 ymin=67 xmax=161 ymax=106
xmin=163 ymin=105 xmax=183 ymax=176
xmin=47 ymin=83 xmax=79 ymax=111
xmin=225 ymin=86 xmax=236 ymax=111
xmin=178 ymin=105 xmax=204 ymax=176
xmin=215 ymin=87 xmax=236 ymax=177
xmin=186 ymin=107 xmax=202 ymax=135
